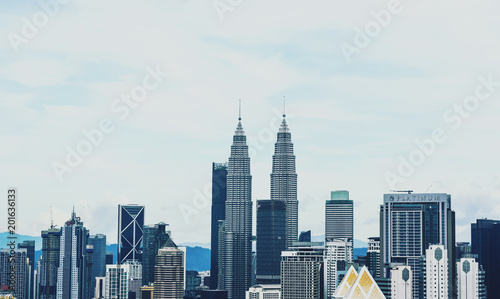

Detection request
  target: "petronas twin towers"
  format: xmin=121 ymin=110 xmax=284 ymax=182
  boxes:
xmin=220 ymin=106 xmax=298 ymax=299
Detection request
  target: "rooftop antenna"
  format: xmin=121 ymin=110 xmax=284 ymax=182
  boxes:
xmin=425 ymin=185 xmax=433 ymax=193
xmin=283 ymin=96 xmax=286 ymax=118
xmin=50 ymin=206 xmax=54 ymax=228
xmin=238 ymin=99 xmax=242 ymax=121
xmin=391 ymin=190 xmax=413 ymax=194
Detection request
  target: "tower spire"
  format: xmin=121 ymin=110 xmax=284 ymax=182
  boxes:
xmin=239 ymin=99 xmax=242 ymax=121
xmin=283 ymin=96 xmax=286 ymax=118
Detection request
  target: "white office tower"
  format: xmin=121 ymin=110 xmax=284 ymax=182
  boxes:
xmin=104 ymin=261 xmax=142 ymax=299
xmin=281 ymin=246 xmax=324 ymax=299
xmin=426 ymin=245 xmax=448 ymax=299
xmin=246 ymin=284 xmax=281 ymax=299
xmin=457 ymin=258 xmax=486 ymax=299
xmin=391 ymin=266 xmax=412 ymax=299
xmin=325 ymin=238 xmax=353 ymax=298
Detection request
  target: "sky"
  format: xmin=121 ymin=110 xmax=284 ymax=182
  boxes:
xmin=1 ymin=0 xmax=500 ymax=246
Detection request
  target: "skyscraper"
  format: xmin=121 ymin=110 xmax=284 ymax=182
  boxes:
xmin=56 ymin=210 xmax=92 ymax=299
xmin=117 ymin=204 xmax=145 ymax=263
xmin=471 ymin=218 xmax=500 ymax=298
xmin=281 ymin=246 xmax=324 ymax=299
xmin=380 ymin=193 xmax=456 ymax=299
xmin=367 ymin=237 xmax=381 ymax=278
xmin=256 ymin=200 xmax=286 ymax=285
xmin=38 ymin=227 xmax=60 ymax=299
xmin=325 ymin=191 xmax=353 ymax=242
xmin=324 ymin=238 xmax=353 ymax=298
xmin=270 ymin=110 xmax=298 ymax=249
xmin=223 ymin=109 xmax=253 ymax=299
xmin=0 ymin=248 xmax=28 ymax=299
xmin=457 ymin=257 xmax=486 ymax=299
xmin=105 ymin=261 xmax=142 ymax=299
xmin=426 ymin=245 xmax=448 ymax=299
xmin=210 ymin=162 xmax=228 ymax=290
xmin=18 ymin=240 xmax=35 ymax=299
xmin=89 ymin=234 xmax=107 ymax=296
xmin=154 ymin=247 xmax=185 ymax=299
xmin=142 ymin=222 xmax=172 ymax=286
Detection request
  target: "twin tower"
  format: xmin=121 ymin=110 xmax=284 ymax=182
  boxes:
xmin=210 ymin=107 xmax=298 ymax=299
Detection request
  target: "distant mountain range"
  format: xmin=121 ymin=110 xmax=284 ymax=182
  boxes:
xmin=1 ymin=233 xmax=368 ymax=272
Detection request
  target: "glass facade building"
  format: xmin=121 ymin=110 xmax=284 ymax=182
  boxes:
xmin=256 ymin=200 xmax=286 ymax=285
xmin=380 ymin=193 xmax=456 ymax=299
xmin=89 ymin=234 xmax=107 ymax=296
xmin=325 ymin=191 xmax=353 ymax=242
xmin=38 ymin=227 xmax=60 ymax=299
xmin=142 ymin=222 xmax=172 ymax=286
xmin=210 ymin=162 xmax=227 ymax=290
xmin=471 ymin=218 xmax=500 ymax=298
xmin=117 ymin=205 xmax=144 ymax=263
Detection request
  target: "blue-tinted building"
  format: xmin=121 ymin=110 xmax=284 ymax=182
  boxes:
xmin=210 ymin=162 xmax=227 ymax=290
xmin=298 ymin=230 xmax=311 ymax=242
xmin=142 ymin=222 xmax=172 ymax=286
xmin=472 ymin=219 xmax=500 ymax=298
xmin=89 ymin=234 xmax=106 ymax=294
xmin=256 ymin=199 xmax=286 ymax=285
xmin=38 ymin=227 xmax=60 ymax=299
xmin=118 ymin=204 xmax=144 ymax=263
xmin=18 ymin=240 xmax=35 ymax=298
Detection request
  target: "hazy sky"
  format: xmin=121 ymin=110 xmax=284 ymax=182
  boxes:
xmin=1 ymin=0 xmax=500 ymax=246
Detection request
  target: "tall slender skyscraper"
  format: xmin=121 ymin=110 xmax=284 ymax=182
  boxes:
xmin=56 ymin=210 xmax=91 ymax=299
xmin=89 ymin=234 xmax=107 ymax=296
xmin=38 ymin=227 xmax=60 ymax=299
xmin=270 ymin=109 xmax=298 ymax=249
xmin=210 ymin=162 xmax=228 ymax=290
xmin=117 ymin=204 xmax=145 ymax=264
xmin=223 ymin=106 xmax=252 ymax=299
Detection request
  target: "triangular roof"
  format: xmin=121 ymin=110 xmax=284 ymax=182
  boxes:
xmin=334 ymin=266 xmax=386 ymax=299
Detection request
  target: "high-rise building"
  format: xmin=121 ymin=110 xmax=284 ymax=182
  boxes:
xmin=456 ymin=242 xmax=473 ymax=260
xmin=142 ymin=222 xmax=172 ymax=286
xmin=325 ymin=191 xmax=353 ymax=242
xmin=391 ymin=265 xmax=412 ymax=299
xmin=457 ymin=258 xmax=486 ymax=299
xmin=89 ymin=234 xmax=107 ymax=295
xmin=105 ymin=252 xmax=113 ymax=265
xmin=367 ymin=237 xmax=381 ymax=278
xmin=104 ymin=260 xmax=142 ymax=299
xmin=117 ymin=204 xmax=145 ymax=264
xmin=471 ymin=218 xmax=500 ymax=298
xmin=17 ymin=240 xmax=35 ymax=299
xmin=56 ymin=210 xmax=92 ymax=299
xmin=256 ymin=200 xmax=286 ymax=285
xmin=0 ymin=248 xmax=28 ymax=299
xmin=270 ymin=111 xmax=298 ymax=250
xmin=281 ymin=245 xmax=324 ymax=299
xmin=298 ymin=231 xmax=311 ymax=243
xmin=38 ymin=227 xmax=60 ymax=299
xmin=154 ymin=247 xmax=184 ymax=299
xmin=324 ymin=238 xmax=353 ymax=298
xmin=380 ymin=193 xmax=456 ymax=299
xmin=246 ymin=284 xmax=281 ymax=299
xmin=95 ymin=277 xmax=105 ymax=299
xmin=210 ymin=162 xmax=228 ymax=290
xmin=223 ymin=110 xmax=253 ymax=299
xmin=425 ymin=245 xmax=448 ymax=299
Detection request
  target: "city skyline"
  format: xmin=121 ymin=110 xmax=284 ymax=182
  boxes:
xmin=1 ymin=0 xmax=500 ymax=248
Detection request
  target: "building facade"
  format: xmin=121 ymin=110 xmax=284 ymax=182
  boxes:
xmin=425 ymin=245 xmax=448 ymax=299
xmin=246 ymin=284 xmax=281 ymax=299
xmin=89 ymin=234 xmax=106 ymax=296
xmin=256 ymin=200 xmax=286 ymax=285
xmin=471 ymin=218 xmax=500 ymax=298
xmin=270 ymin=113 xmax=298 ymax=250
xmin=117 ymin=204 xmax=145 ymax=264
xmin=210 ymin=162 xmax=228 ymax=290
xmin=56 ymin=210 xmax=92 ymax=299
xmin=0 ymin=248 xmax=28 ymax=299
xmin=367 ymin=237 xmax=381 ymax=278
xmin=223 ymin=113 xmax=253 ymax=299
xmin=281 ymin=246 xmax=324 ymax=299
xmin=154 ymin=247 xmax=184 ymax=299
xmin=142 ymin=222 xmax=172 ymax=286
xmin=326 ymin=191 xmax=353 ymax=242
xmin=456 ymin=258 xmax=486 ymax=299
xmin=325 ymin=238 xmax=353 ymax=298
xmin=390 ymin=266 xmax=411 ymax=299
xmin=38 ymin=227 xmax=60 ymax=299
xmin=17 ymin=241 xmax=35 ymax=299
xmin=380 ymin=193 xmax=456 ymax=299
